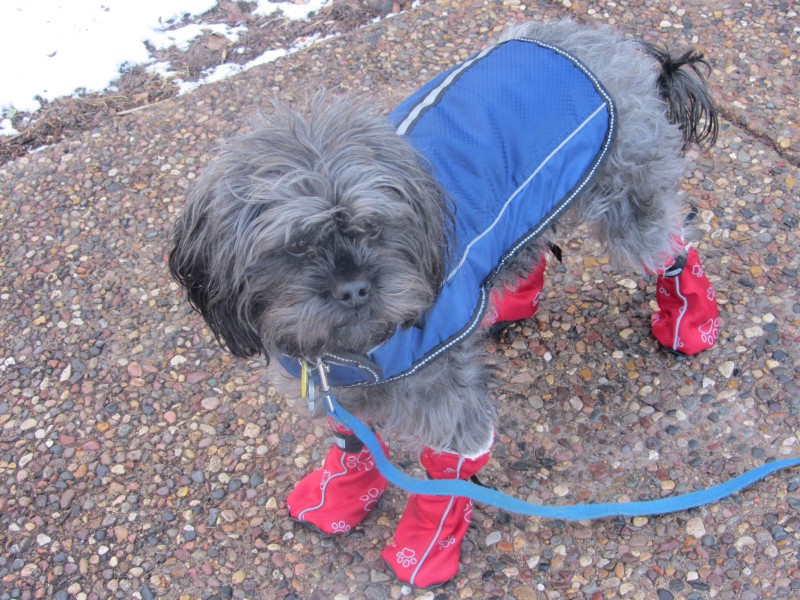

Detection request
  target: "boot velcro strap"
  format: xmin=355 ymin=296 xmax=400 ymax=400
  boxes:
xmin=333 ymin=431 xmax=365 ymax=453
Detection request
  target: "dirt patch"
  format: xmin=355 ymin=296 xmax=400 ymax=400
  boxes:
xmin=0 ymin=0 xmax=409 ymax=165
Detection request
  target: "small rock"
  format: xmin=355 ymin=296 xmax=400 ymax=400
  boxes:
xmin=735 ymin=535 xmax=756 ymax=550
xmin=243 ymin=423 xmax=261 ymax=438
xmin=686 ymin=517 xmax=706 ymax=539
xmin=60 ymin=489 xmax=76 ymax=509
xmin=718 ymin=361 xmax=735 ymax=378
xmin=370 ymin=569 xmax=391 ymax=583
xmin=743 ymin=326 xmax=763 ymax=339
xmin=231 ymin=570 xmax=246 ymax=584
xmin=20 ymin=418 xmax=38 ymax=431
xmin=512 ymin=586 xmax=539 ymax=600
xmin=485 ymin=531 xmax=502 ymax=546
xmin=201 ymin=397 xmax=220 ymax=411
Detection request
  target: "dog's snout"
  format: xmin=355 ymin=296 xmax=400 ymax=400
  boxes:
xmin=333 ymin=277 xmax=372 ymax=308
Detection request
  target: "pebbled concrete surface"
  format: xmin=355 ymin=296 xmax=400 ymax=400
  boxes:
xmin=1 ymin=1 xmax=798 ymax=598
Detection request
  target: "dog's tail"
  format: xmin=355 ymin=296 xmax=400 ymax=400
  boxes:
xmin=643 ymin=42 xmax=719 ymax=150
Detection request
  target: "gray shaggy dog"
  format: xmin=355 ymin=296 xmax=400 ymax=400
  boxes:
xmin=169 ymin=19 xmax=718 ymax=586
xmin=169 ymin=19 xmax=717 ymax=456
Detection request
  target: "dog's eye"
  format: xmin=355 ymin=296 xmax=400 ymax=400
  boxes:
xmin=287 ymin=237 xmax=310 ymax=256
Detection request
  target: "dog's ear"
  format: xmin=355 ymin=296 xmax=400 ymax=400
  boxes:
xmin=168 ymin=170 xmax=269 ymax=362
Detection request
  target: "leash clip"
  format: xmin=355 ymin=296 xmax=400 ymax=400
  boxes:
xmin=300 ymin=359 xmax=334 ymax=415
xmin=315 ymin=360 xmax=336 ymax=415
xmin=300 ymin=359 xmax=316 ymax=413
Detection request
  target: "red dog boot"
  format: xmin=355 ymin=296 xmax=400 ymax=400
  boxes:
xmin=381 ymin=448 xmax=490 ymax=588
xmin=651 ymin=246 xmax=719 ymax=355
xmin=483 ymin=258 xmax=546 ymax=333
xmin=287 ymin=420 xmax=388 ymax=534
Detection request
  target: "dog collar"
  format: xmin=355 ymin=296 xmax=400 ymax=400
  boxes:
xmin=280 ymin=37 xmax=616 ymax=388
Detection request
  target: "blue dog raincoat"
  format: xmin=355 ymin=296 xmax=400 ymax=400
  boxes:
xmin=280 ymin=37 xmax=616 ymax=387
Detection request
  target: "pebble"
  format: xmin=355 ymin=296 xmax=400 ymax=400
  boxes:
xmin=231 ymin=571 xmax=246 ymax=584
xmin=208 ymin=509 xmax=220 ymax=527
xmin=19 ymin=418 xmax=37 ymax=431
xmin=686 ymin=517 xmax=706 ymax=539
xmin=735 ymin=536 xmax=756 ymax=551
xmin=201 ymin=397 xmax=221 ymax=411
xmin=485 ymin=531 xmax=502 ymax=546
xmin=718 ymin=361 xmax=735 ymax=378
xmin=743 ymin=326 xmax=763 ymax=339
xmin=512 ymin=586 xmax=539 ymax=600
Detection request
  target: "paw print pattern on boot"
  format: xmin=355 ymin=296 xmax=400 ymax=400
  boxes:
xmin=330 ymin=520 xmax=352 ymax=534
xmin=359 ymin=487 xmax=382 ymax=513
xmin=287 ymin=428 xmax=388 ymax=535
xmin=381 ymin=449 xmax=490 ymax=588
xmin=698 ymin=317 xmax=720 ymax=346
xmin=395 ymin=547 xmax=418 ymax=569
xmin=345 ymin=449 xmax=376 ymax=472
xmin=652 ymin=247 xmax=720 ymax=355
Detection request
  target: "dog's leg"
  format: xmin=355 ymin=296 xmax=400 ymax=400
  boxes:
xmin=483 ymin=255 xmax=547 ymax=334
xmin=651 ymin=243 xmax=719 ymax=354
xmin=286 ymin=418 xmax=388 ymax=534
xmin=381 ymin=447 xmax=490 ymax=588
xmin=372 ymin=338 xmax=494 ymax=585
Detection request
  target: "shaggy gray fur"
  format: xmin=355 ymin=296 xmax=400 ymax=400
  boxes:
xmin=169 ymin=20 xmax=717 ymax=456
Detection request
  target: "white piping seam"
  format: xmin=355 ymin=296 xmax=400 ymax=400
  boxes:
xmin=396 ymin=47 xmax=496 ymax=136
xmin=297 ymin=449 xmax=347 ymax=522
xmin=324 ymin=351 xmax=381 ymax=383
xmin=410 ymin=456 xmax=465 ymax=586
xmin=445 ymin=103 xmax=607 ymax=282
xmin=672 ymin=274 xmax=688 ymax=351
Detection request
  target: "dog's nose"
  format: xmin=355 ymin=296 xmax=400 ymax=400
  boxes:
xmin=333 ymin=278 xmax=372 ymax=309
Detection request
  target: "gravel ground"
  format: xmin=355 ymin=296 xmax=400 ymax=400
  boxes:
xmin=1 ymin=1 xmax=798 ymax=599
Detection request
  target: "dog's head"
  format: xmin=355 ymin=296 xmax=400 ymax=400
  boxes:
xmin=169 ymin=96 xmax=452 ymax=362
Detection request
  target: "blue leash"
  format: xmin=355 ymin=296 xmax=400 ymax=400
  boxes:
xmin=316 ymin=368 xmax=800 ymax=520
